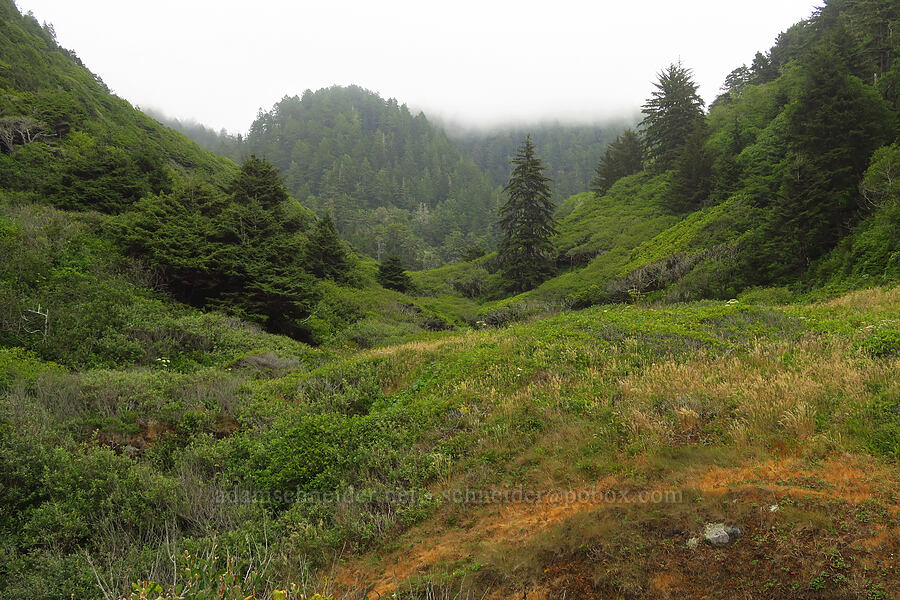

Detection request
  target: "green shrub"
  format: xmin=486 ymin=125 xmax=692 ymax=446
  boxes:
xmin=856 ymin=325 xmax=900 ymax=358
xmin=738 ymin=285 xmax=797 ymax=305
xmin=850 ymin=385 xmax=900 ymax=457
xmin=0 ymin=347 xmax=66 ymax=390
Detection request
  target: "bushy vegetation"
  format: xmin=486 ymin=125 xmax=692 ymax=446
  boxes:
xmin=3 ymin=0 xmax=900 ymax=597
xmin=5 ymin=275 xmax=900 ymax=598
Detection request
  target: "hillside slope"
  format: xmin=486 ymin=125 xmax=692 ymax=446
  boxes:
xmin=412 ymin=0 xmax=899 ymax=318
xmin=0 ymin=0 xmax=236 ymax=211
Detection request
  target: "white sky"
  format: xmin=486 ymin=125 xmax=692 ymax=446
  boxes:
xmin=14 ymin=0 xmax=821 ymax=133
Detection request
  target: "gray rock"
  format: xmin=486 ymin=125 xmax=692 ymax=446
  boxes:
xmin=686 ymin=537 xmax=700 ymax=550
xmin=703 ymin=522 xmax=740 ymax=546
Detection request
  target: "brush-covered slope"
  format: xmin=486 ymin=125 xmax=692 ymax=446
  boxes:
xmin=592 ymin=0 xmax=900 ymax=303
xmin=0 ymin=0 xmax=456 ymax=350
xmin=6 ymin=282 xmax=899 ymax=599
xmin=0 ymin=0 xmax=235 ymax=211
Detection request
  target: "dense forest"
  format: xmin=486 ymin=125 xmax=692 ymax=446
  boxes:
xmin=2 ymin=0 xmax=900 ymax=598
xmin=155 ymin=92 xmax=630 ymax=267
xmin=153 ymin=88 xmax=503 ymax=267
xmin=450 ymin=121 xmax=629 ymax=201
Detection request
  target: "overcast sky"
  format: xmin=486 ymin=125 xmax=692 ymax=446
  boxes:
xmin=15 ymin=0 xmax=820 ymax=133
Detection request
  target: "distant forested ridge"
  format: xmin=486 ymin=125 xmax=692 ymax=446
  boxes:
xmin=156 ymin=91 xmax=632 ymax=268
xmin=157 ymin=87 xmax=505 ymax=267
xmin=449 ymin=121 xmax=631 ymax=202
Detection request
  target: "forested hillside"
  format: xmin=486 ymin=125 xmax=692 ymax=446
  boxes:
xmin=450 ymin=121 xmax=629 ymax=202
xmin=418 ymin=0 xmax=899 ymax=321
xmin=155 ymin=87 xmax=504 ymax=267
xmin=0 ymin=0 xmax=457 ymax=350
xmin=155 ymin=95 xmax=631 ymax=267
xmin=0 ymin=2 xmax=235 ymax=210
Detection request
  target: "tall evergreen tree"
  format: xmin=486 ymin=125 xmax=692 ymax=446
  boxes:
xmin=590 ymin=129 xmax=643 ymax=195
xmin=228 ymin=154 xmax=289 ymax=211
xmin=666 ymin=120 xmax=714 ymax=212
xmin=213 ymin=156 xmax=316 ymax=337
xmin=640 ymin=62 xmax=706 ymax=171
xmin=772 ymin=43 xmax=894 ymax=270
xmin=497 ymin=135 xmax=557 ymax=292
xmin=377 ymin=256 xmax=412 ymax=292
xmin=305 ymin=213 xmax=350 ymax=281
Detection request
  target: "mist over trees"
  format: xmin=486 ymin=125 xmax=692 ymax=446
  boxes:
xmin=452 ymin=122 xmax=629 ymax=202
xmin=160 ymin=106 xmax=635 ymax=268
xmin=168 ymin=86 xmax=505 ymax=268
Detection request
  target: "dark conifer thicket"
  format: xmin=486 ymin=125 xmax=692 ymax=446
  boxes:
xmin=590 ymin=129 xmax=643 ymax=195
xmin=376 ymin=256 xmax=413 ymax=292
xmin=109 ymin=156 xmax=325 ymax=341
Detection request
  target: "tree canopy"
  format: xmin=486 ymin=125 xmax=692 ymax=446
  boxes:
xmin=640 ymin=62 xmax=706 ymax=172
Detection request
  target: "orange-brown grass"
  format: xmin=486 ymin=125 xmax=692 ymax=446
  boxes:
xmin=333 ymin=455 xmax=900 ymax=600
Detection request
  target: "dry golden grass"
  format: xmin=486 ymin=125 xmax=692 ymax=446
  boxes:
xmin=819 ymin=285 xmax=900 ymax=312
xmin=618 ymin=337 xmax=897 ymax=447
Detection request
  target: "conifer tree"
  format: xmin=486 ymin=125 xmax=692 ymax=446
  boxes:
xmin=590 ymin=129 xmax=643 ymax=195
xmin=665 ymin=120 xmax=713 ymax=212
xmin=228 ymin=154 xmax=289 ymax=211
xmin=377 ymin=256 xmax=412 ymax=292
xmin=772 ymin=43 xmax=894 ymax=269
xmin=305 ymin=213 xmax=350 ymax=281
xmin=215 ymin=156 xmax=316 ymax=337
xmin=497 ymin=135 xmax=557 ymax=291
xmin=640 ymin=62 xmax=706 ymax=171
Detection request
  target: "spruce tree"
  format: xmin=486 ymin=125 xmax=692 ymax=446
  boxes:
xmin=590 ymin=129 xmax=643 ymax=195
xmin=665 ymin=120 xmax=713 ymax=212
xmin=216 ymin=156 xmax=317 ymax=337
xmin=772 ymin=43 xmax=894 ymax=270
xmin=377 ymin=256 xmax=412 ymax=292
xmin=497 ymin=135 xmax=557 ymax=292
xmin=305 ymin=213 xmax=350 ymax=281
xmin=228 ymin=154 xmax=289 ymax=211
xmin=640 ymin=62 xmax=706 ymax=171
